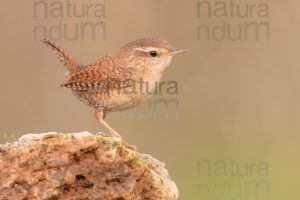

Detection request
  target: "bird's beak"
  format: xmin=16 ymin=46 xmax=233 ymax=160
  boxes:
xmin=170 ymin=48 xmax=188 ymax=55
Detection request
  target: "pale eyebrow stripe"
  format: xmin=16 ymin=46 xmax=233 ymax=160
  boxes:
xmin=134 ymin=47 xmax=157 ymax=52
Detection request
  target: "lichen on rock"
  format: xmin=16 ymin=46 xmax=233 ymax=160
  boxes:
xmin=0 ymin=132 xmax=178 ymax=200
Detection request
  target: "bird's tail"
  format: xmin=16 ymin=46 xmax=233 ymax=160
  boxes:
xmin=42 ymin=38 xmax=81 ymax=76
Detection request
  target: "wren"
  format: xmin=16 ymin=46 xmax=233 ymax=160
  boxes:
xmin=42 ymin=38 xmax=187 ymax=138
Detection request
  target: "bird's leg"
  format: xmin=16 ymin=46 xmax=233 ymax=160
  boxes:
xmin=94 ymin=110 xmax=137 ymax=151
xmin=94 ymin=110 xmax=121 ymax=138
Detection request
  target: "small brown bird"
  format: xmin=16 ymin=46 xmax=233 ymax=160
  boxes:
xmin=42 ymin=38 xmax=187 ymax=138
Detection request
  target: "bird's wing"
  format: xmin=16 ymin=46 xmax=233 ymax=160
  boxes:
xmin=61 ymin=56 xmax=135 ymax=92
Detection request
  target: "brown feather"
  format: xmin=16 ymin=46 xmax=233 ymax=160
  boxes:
xmin=62 ymin=55 xmax=135 ymax=92
xmin=42 ymin=38 xmax=80 ymax=75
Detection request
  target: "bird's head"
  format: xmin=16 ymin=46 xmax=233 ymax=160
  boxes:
xmin=117 ymin=38 xmax=187 ymax=71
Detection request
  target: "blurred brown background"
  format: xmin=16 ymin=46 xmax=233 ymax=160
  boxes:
xmin=0 ymin=0 xmax=300 ymax=199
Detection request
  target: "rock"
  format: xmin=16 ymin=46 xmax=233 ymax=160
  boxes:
xmin=0 ymin=132 xmax=178 ymax=200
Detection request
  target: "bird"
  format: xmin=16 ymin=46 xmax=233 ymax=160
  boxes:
xmin=42 ymin=38 xmax=187 ymax=138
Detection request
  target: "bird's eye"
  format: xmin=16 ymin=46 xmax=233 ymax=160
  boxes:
xmin=149 ymin=51 xmax=158 ymax=57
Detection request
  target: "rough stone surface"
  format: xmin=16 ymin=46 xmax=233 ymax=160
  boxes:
xmin=0 ymin=132 xmax=178 ymax=200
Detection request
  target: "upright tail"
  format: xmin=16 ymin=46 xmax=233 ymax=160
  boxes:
xmin=42 ymin=38 xmax=81 ymax=76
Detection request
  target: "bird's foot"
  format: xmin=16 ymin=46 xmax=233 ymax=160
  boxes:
xmin=100 ymin=131 xmax=137 ymax=151
xmin=122 ymin=140 xmax=137 ymax=151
